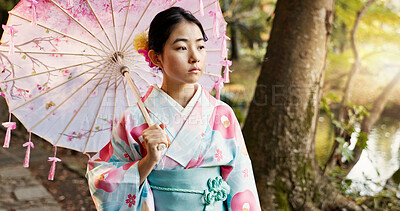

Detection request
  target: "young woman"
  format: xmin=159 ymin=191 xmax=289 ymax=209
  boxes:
xmin=86 ymin=7 xmax=260 ymax=211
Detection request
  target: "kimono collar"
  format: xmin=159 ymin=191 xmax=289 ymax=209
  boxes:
xmin=151 ymin=83 xmax=201 ymax=118
xmin=142 ymin=84 xmax=217 ymax=167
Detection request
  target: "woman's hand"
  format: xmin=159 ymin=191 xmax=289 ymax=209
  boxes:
xmin=142 ymin=123 xmax=170 ymax=164
xmin=138 ymin=123 xmax=170 ymax=185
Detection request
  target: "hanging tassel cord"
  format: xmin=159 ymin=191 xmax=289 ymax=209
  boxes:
xmin=23 ymin=132 xmax=34 ymax=168
xmin=214 ymin=78 xmax=224 ymax=100
xmin=26 ymin=0 xmax=38 ymax=25
xmin=199 ymin=0 xmax=204 ymax=17
xmin=2 ymin=113 xmax=16 ymax=148
xmin=220 ymin=59 xmax=232 ymax=83
xmin=48 ymin=146 xmax=61 ymax=180
xmin=219 ymin=32 xmax=230 ymax=59
xmin=209 ymin=2 xmax=223 ymax=40
xmin=1 ymin=25 xmax=18 ymax=55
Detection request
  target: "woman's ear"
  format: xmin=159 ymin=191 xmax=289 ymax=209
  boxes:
xmin=148 ymin=49 xmax=163 ymax=69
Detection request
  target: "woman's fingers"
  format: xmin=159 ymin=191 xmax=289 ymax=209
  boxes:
xmin=156 ymin=143 xmax=167 ymax=151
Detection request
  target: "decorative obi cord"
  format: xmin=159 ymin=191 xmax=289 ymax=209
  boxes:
xmin=148 ymin=167 xmax=230 ymax=211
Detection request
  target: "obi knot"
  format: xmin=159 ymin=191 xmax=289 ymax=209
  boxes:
xmin=203 ymin=176 xmax=230 ymax=209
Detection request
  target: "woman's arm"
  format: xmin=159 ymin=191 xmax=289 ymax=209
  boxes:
xmin=138 ymin=123 xmax=170 ymax=185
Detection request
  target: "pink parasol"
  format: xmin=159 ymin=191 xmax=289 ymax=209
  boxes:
xmin=0 ymin=0 xmax=231 ymax=179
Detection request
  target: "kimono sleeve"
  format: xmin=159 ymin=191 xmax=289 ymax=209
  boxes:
xmin=225 ymin=110 xmax=261 ymax=211
xmin=86 ymin=110 xmax=154 ymax=211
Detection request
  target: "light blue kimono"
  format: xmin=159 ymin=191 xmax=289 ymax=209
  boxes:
xmin=86 ymin=84 xmax=261 ymax=210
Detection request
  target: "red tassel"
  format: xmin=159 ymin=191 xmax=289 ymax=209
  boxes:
xmin=214 ymin=78 xmax=224 ymax=100
xmin=199 ymin=0 xmax=204 ymax=16
xmin=23 ymin=132 xmax=34 ymax=168
xmin=1 ymin=25 xmax=17 ymax=55
xmin=220 ymin=32 xmax=230 ymax=59
xmin=48 ymin=146 xmax=61 ymax=180
xmin=27 ymin=0 xmax=38 ymax=25
xmin=2 ymin=121 xmax=16 ymax=148
xmin=209 ymin=2 xmax=223 ymax=40
xmin=220 ymin=60 xmax=232 ymax=83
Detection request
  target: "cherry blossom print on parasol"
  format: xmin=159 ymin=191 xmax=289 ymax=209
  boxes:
xmin=0 ymin=0 xmax=230 ymax=180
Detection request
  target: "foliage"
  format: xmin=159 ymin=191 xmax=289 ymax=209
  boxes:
xmin=221 ymin=0 xmax=275 ymax=59
xmin=332 ymin=0 xmax=400 ymax=53
xmin=329 ymin=166 xmax=400 ymax=210
xmin=321 ymin=93 xmax=370 ymax=162
xmin=349 ymin=182 xmax=400 ymax=210
xmin=321 ymin=0 xmax=400 ymax=205
xmin=329 ymin=166 xmax=353 ymax=193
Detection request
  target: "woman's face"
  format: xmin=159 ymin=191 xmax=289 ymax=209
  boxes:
xmin=157 ymin=21 xmax=206 ymax=85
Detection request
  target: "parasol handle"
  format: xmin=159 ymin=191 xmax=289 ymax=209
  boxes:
xmin=121 ymin=66 xmax=154 ymax=126
xmin=120 ymin=67 xmax=166 ymax=151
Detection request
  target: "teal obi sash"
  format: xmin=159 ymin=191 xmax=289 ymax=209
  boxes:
xmin=148 ymin=167 xmax=230 ymax=211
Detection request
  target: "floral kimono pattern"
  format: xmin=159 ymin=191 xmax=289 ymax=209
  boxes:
xmin=86 ymin=84 xmax=261 ymax=210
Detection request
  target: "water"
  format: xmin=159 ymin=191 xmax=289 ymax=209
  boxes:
xmin=316 ymin=115 xmax=400 ymax=195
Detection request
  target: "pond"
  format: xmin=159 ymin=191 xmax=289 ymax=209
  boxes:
xmin=316 ymin=114 xmax=400 ymax=195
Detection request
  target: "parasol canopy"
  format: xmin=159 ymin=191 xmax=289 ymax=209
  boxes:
xmin=0 ymin=0 xmax=231 ymax=156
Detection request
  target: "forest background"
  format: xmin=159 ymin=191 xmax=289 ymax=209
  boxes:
xmin=1 ymin=0 xmax=400 ymax=210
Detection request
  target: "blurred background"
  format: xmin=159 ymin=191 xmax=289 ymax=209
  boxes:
xmin=1 ymin=0 xmax=400 ymax=210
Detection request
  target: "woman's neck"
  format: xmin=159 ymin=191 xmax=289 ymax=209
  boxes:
xmin=161 ymin=82 xmax=197 ymax=108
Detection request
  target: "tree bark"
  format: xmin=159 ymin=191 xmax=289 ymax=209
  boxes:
xmin=242 ymin=0 xmax=361 ymax=210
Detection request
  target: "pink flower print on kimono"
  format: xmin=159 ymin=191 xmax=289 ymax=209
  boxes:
xmin=185 ymin=152 xmax=205 ymax=169
xmin=231 ymin=189 xmax=259 ymax=211
xmin=94 ymin=162 xmax=136 ymax=193
xmin=117 ymin=114 xmax=149 ymax=157
xmin=125 ymin=194 xmax=136 ymax=208
xmin=209 ymin=105 xmax=236 ymax=140
xmin=214 ymin=149 xmax=223 ymax=162
xmin=94 ymin=165 xmax=123 ymax=193
xmin=98 ymin=141 xmax=113 ymax=162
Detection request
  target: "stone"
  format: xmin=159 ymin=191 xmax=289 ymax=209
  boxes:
xmin=14 ymin=186 xmax=53 ymax=201
xmin=22 ymin=206 xmax=62 ymax=211
xmin=0 ymin=166 xmax=31 ymax=179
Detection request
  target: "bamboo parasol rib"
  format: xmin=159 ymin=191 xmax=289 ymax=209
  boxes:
xmin=0 ymin=0 xmax=229 ymax=154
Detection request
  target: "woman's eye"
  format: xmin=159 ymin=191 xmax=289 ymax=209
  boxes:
xmin=177 ymin=47 xmax=187 ymax=50
xmin=198 ymin=45 xmax=205 ymax=50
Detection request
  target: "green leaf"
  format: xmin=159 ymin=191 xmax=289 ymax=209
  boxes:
xmin=356 ymin=132 xmax=368 ymax=149
xmin=95 ymin=126 xmax=100 ymax=130
xmin=332 ymin=120 xmax=343 ymax=130
xmin=335 ymin=137 xmax=345 ymax=144
xmin=326 ymin=92 xmax=340 ymax=102
xmin=46 ymin=29 xmax=49 ymax=33
xmin=336 ymin=137 xmax=354 ymax=161
xmin=21 ymin=55 xmax=26 ymax=60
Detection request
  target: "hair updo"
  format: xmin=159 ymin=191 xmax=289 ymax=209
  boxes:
xmin=148 ymin=7 xmax=208 ymax=54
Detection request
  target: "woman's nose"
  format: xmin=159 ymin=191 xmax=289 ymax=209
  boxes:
xmin=190 ymin=57 xmax=199 ymax=63
xmin=189 ymin=50 xmax=200 ymax=63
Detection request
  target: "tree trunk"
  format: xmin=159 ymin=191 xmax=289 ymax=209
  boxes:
xmin=242 ymin=0 xmax=361 ymax=210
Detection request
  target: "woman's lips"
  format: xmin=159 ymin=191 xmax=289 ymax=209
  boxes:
xmin=189 ymin=69 xmax=200 ymax=73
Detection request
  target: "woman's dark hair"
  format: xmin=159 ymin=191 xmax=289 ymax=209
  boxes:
xmin=148 ymin=7 xmax=208 ymax=54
